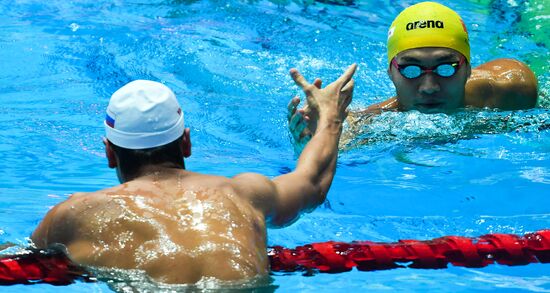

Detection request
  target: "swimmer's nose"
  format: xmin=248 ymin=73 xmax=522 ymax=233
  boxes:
xmin=418 ymin=73 xmax=441 ymax=95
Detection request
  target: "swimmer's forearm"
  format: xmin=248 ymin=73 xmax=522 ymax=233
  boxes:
xmin=252 ymin=118 xmax=341 ymax=225
xmin=295 ymin=113 xmax=342 ymax=203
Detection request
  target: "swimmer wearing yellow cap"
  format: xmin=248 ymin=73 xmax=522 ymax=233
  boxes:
xmin=288 ymin=2 xmax=538 ymax=142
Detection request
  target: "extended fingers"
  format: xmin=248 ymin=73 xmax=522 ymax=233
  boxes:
xmin=341 ymin=78 xmax=355 ymax=99
xmin=336 ymin=63 xmax=357 ymax=88
xmin=313 ymin=78 xmax=322 ymax=89
xmin=290 ymin=68 xmax=311 ymax=89
xmin=295 ymin=119 xmax=310 ymax=140
xmin=289 ymin=111 xmax=307 ymax=138
xmin=341 ymin=79 xmax=355 ymax=107
xmin=290 ymin=114 xmax=312 ymax=141
xmin=287 ymin=96 xmax=300 ymax=121
xmin=298 ymin=127 xmax=312 ymax=141
xmin=341 ymin=78 xmax=354 ymax=93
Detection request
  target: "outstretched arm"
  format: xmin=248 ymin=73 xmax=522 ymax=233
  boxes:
xmin=235 ymin=64 xmax=356 ymax=227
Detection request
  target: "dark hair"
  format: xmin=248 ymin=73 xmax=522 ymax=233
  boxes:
xmin=110 ymin=136 xmax=185 ymax=178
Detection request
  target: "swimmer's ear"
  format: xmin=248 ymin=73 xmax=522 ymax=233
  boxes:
xmin=181 ymin=128 xmax=191 ymax=158
xmin=103 ymin=138 xmax=117 ymax=169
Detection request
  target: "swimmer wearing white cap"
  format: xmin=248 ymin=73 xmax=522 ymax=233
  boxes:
xmin=31 ymin=65 xmax=356 ymax=284
xmin=288 ymin=2 xmax=538 ymax=146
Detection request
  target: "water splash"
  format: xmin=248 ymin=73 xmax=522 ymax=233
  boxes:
xmin=344 ymin=108 xmax=550 ymax=149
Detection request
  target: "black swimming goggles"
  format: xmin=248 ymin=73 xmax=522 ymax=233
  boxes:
xmin=391 ymin=56 xmax=466 ymax=79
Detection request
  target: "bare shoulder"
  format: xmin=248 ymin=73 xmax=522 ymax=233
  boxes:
xmin=31 ymin=189 xmax=119 ymax=248
xmin=231 ymin=173 xmax=274 ymax=195
xmin=64 ymin=189 xmax=118 ymax=212
xmin=473 ymin=58 xmax=535 ymax=74
xmin=31 ymin=191 xmax=88 ymax=247
xmin=46 ymin=191 xmax=106 ymax=221
xmin=466 ymin=58 xmax=538 ymax=110
xmin=230 ymin=173 xmax=277 ymax=212
xmin=173 ymin=171 xmax=254 ymax=193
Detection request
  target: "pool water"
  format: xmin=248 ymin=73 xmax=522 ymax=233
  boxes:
xmin=0 ymin=0 xmax=549 ymax=291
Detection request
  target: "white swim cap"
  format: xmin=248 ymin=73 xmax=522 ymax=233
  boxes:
xmin=104 ymin=80 xmax=185 ymax=150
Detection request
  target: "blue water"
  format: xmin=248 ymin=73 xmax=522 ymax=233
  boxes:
xmin=0 ymin=0 xmax=549 ymax=291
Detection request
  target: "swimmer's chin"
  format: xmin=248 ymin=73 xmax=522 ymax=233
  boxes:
xmin=413 ymin=103 xmax=454 ymax=114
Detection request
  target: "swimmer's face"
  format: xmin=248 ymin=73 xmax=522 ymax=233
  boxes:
xmin=388 ymin=47 xmax=471 ymax=113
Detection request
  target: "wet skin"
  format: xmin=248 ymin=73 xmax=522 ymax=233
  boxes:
xmin=32 ymin=64 xmax=357 ymax=284
xmin=33 ymin=170 xmax=269 ymax=284
xmin=364 ymin=48 xmax=538 ymax=114
xmin=288 ymin=47 xmax=538 ymax=143
xmin=388 ymin=47 xmax=470 ymax=113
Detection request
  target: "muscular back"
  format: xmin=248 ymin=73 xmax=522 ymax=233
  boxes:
xmin=31 ymin=169 xmax=268 ymax=284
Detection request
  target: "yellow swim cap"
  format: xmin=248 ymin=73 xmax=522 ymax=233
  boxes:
xmin=387 ymin=2 xmax=470 ymax=64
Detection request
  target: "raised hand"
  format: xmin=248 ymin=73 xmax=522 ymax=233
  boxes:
xmin=290 ymin=64 xmax=356 ymax=131
xmin=287 ymin=98 xmax=315 ymax=148
xmin=287 ymin=77 xmax=324 ymax=149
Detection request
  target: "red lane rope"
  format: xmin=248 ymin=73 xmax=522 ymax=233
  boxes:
xmin=0 ymin=248 xmax=92 ymax=285
xmin=0 ymin=230 xmax=549 ymax=285
xmin=269 ymin=230 xmax=550 ymax=273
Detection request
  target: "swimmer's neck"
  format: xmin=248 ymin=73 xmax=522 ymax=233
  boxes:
xmin=118 ymin=162 xmax=186 ymax=183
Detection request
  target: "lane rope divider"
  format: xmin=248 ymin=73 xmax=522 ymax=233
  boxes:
xmin=0 ymin=230 xmax=548 ymax=285
xmin=269 ymin=230 xmax=550 ymax=273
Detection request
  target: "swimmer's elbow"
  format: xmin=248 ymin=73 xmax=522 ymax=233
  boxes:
xmin=268 ymin=186 xmax=324 ymax=228
xmin=268 ymin=201 xmax=322 ymax=228
xmin=267 ymin=212 xmax=302 ymax=228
